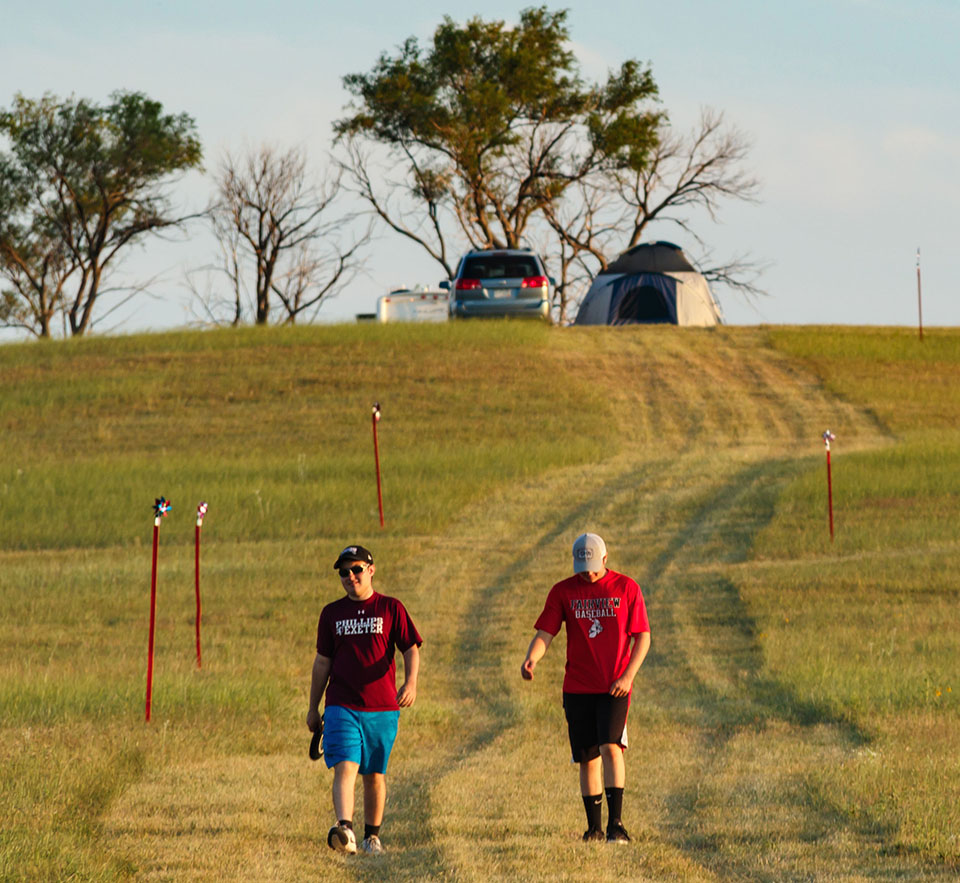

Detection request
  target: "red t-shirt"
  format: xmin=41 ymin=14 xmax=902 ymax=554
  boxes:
xmin=534 ymin=570 xmax=649 ymax=694
xmin=316 ymin=591 xmax=422 ymax=712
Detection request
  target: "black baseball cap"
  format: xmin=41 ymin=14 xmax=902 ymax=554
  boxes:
xmin=333 ymin=544 xmax=374 ymax=570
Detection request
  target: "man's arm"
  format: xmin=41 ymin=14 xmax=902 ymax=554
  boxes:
xmin=397 ymin=644 xmax=420 ymax=707
xmin=609 ymin=631 xmax=651 ymax=697
xmin=307 ymin=652 xmax=332 ymax=731
xmin=520 ymin=629 xmax=554 ymax=680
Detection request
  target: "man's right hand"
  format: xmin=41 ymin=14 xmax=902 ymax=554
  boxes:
xmin=520 ymin=658 xmax=535 ymax=680
xmin=306 ymin=708 xmax=321 ymax=732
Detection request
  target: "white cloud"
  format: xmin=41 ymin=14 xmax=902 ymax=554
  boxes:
xmin=883 ymin=126 xmax=958 ymax=159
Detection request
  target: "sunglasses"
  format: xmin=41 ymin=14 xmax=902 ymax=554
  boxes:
xmin=338 ymin=564 xmax=368 ymax=578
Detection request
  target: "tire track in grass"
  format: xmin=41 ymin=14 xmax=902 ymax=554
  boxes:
xmin=404 ymin=327 xmax=902 ymax=878
xmin=416 ymin=449 xmax=800 ymax=879
xmin=634 ymin=455 xmax=955 ymax=879
xmin=375 ymin=459 xmax=669 ymax=880
xmin=394 ymin=330 xmax=887 ymax=879
xmin=738 ymin=332 xmax=889 ymax=450
xmin=409 ymin=454 xmax=795 ymax=878
xmin=413 ymin=453 xmax=696 ymax=880
xmin=638 ymin=456 xmax=869 ymax=735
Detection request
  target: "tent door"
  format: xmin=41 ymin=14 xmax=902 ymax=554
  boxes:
xmin=613 ymin=285 xmax=675 ymax=324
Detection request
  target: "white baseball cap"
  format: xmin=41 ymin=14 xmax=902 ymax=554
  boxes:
xmin=572 ymin=533 xmax=607 ymax=573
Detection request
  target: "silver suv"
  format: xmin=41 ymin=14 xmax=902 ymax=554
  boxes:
xmin=442 ymin=249 xmax=552 ymax=319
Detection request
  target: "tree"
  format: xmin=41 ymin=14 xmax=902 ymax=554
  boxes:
xmin=0 ymin=155 xmax=76 ymax=336
xmin=197 ymin=145 xmax=367 ymax=326
xmin=336 ymin=7 xmax=764 ymax=323
xmin=542 ymin=108 xmax=764 ymax=320
xmin=335 ymin=6 xmax=662 ymax=279
xmin=0 ymin=91 xmax=202 ymax=338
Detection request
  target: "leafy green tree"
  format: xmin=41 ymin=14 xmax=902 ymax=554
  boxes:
xmin=0 ymin=153 xmax=74 ymax=337
xmin=336 ymin=7 xmax=763 ymax=322
xmin=0 ymin=91 xmax=202 ymax=337
xmin=335 ymin=6 xmax=662 ymax=278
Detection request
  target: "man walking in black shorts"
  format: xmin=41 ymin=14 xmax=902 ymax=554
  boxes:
xmin=521 ymin=533 xmax=651 ymax=843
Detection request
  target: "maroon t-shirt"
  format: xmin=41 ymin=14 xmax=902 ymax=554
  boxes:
xmin=316 ymin=591 xmax=422 ymax=711
xmin=534 ymin=570 xmax=649 ymax=694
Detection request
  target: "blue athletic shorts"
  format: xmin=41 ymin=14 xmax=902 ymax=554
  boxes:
xmin=322 ymin=705 xmax=400 ymax=774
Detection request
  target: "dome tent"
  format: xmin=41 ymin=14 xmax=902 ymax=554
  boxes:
xmin=575 ymin=242 xmax=722 ymax=327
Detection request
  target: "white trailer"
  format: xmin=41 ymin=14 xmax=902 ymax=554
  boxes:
xmin=377 ymin=289 xmax=450 ymax=323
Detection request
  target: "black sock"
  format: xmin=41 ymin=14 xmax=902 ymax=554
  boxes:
xmin=338 ymin=819 xmax=353 ymax=830
xmin=364 ymin=823 xmax=381 ymax=840
xmin=605 ymin=787 xmax=624 ymax=826
xmin=582 ymin=794 xmax=603 ymax=830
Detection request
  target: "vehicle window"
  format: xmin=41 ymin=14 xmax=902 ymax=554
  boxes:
xmin=461 ymin=256 xmax=539 ymax=279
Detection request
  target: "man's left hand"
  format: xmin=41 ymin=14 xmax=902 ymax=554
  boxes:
xmin=608 ymin=676 xmax=631 ymax=698
xmin=397 ymin=682 xmax=417 ymax=707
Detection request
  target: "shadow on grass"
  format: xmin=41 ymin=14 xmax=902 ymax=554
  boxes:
xmin=643 ymin=457 xmax=867 ymax=735
xmin=638 ymin=456 xmax=919 ymax=877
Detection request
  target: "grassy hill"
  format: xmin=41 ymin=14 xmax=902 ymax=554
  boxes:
xmin=1 ymin=322 xmax=957 ymax=880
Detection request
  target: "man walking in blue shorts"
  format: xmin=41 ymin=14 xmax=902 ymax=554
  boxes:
xmin=307 ymin=544 xmax=422 ymax=855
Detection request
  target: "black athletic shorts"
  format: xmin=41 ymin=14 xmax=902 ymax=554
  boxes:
xmin=562 ymin=692 xmax=629 ymax=763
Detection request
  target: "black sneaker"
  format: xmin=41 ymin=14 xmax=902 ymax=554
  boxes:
xmin=582 ymin=827 xmax=605 ymax=842
xmin=606 ymin=822 xmax=631 ymax=844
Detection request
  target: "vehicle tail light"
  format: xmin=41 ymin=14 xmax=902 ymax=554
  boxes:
xmin=521 ymin=276 xmax=548 ymax=288
xmin=456 ymin=278 xmax=482 ymax=290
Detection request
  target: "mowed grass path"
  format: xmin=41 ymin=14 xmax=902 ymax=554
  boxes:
xmin=1 ymin=324 xmax=957 ymax=880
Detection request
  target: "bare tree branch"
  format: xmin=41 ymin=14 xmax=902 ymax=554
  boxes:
xmin=337 ymin=138 xmax=456 ymax=278
xmin=201 ymin=144 xmax=369 ymax=325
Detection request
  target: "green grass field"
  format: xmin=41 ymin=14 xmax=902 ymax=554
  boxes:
xmin=1 ymin=322 xmax=957 ymax=881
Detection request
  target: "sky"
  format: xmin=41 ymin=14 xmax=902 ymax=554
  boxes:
xmin=1 ymin=0 xmax=958 ymax=336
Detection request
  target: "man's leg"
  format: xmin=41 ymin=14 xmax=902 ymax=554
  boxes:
xmin=565 ymin=694 xmax=606 ymax=839
xmin=333 ymin=760 xmax=360 ymax=823
xmin=599 ymin=743 xmax=625 ymax=788
xmin=599 ymin=743 xmax=629 ymax=842
xmin=323 ymin=707 xmax=363 ymax=852
xmin=579 ymin=756 xmax=602 ymax=795
xmin=578 ymin=757 xmax=604 ymax=838
xmin=356 ymin=710 xmax=397 ymax=853
xmin=596 ymin=692 xmax=630 ymax=841
xmin=362 ymin=773 xmax=386 ymax=826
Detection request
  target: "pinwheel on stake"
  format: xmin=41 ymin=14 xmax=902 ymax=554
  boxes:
xmin=822 ymin=431 xmax=836 ymax=541
xmin=146 ymin=497 xmax=172 ymax=722
xmin=194 ymin=502 xmax=208 ymax=669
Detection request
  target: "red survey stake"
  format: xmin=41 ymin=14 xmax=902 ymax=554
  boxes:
xmin=146 ymin=496 xmax=172 ymax=722
xmin=194 ymin=502 xmax=208 ymax=669
xmin=822 ymin=430 xmax=836 ymax=541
